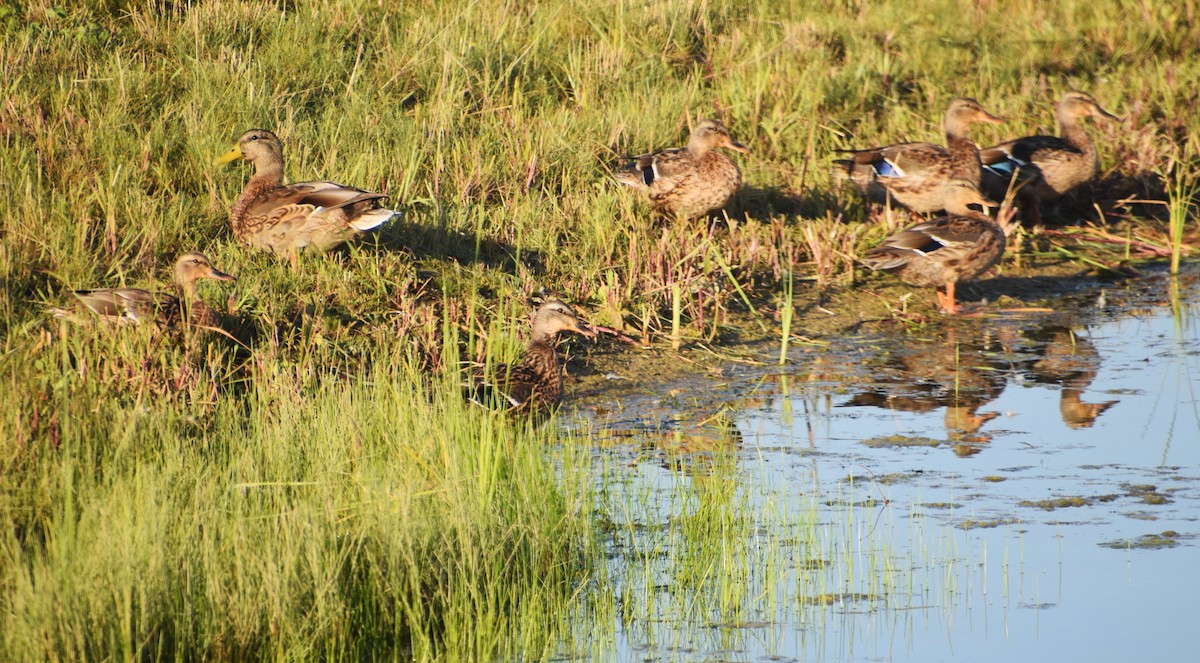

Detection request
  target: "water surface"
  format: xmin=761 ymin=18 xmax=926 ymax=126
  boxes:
xmin=571 ymin=268 xmax=1199 ymax=662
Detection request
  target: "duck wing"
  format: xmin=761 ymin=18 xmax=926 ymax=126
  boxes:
xmin=841 ymin=142 xmax=951 ymax=178
xmin=70 ymin=288 xmax=177 ymax=323
xmin=467 ymin=363 xmax=541 ymax=412
xmin=240 ymin=181 xmax=395 ymax=251
xmin=615 ymin=148 xmax=693 ymax=189
xmin=982 ymin=136 xmax=1082 ymax=173
xmin=864 ymin=216 xmax=992 ymax=269
xmin=248 ymin=181 xmax=387 ymax=218
xmin=910 ymin=216 xmax=996 ymax=245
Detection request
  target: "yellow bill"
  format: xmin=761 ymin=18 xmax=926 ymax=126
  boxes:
xmin=213 ymin=145 xmax=243 ymax=166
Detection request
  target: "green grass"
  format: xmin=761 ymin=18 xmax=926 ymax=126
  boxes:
xmin=2 ymin=0 xmax=1199 ymax=659
xmin=5 ymin=0 xmax=1197 ymax=344
xmin=2 ymin=330 xmax=597 ymax=659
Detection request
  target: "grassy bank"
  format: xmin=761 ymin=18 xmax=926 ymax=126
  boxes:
xmin=4 ymin=0 xmax=1197 ymax=346
xmin=2 ymin=334 xmax=596 ymax=659
xmin=2 ymin=0 xmax=1198 ymax=659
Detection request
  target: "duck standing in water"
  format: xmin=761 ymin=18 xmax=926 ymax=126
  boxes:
xmin=214 ymin=129 xmax=398 ymax=258
xmin=615 ymin=119 xmax=750 ymax=220
xmin=468 ymin=300 xmax=596 ymax=415
xmin=51 ymin=252 xmax=236 ymax=329
xmin=860 ymin=180 xmax=1005 ymax=314
xmin=833 ymin=97 xmax=1004 ymax=213
xmin=980 ymin=91 xmax=1119 ymax=225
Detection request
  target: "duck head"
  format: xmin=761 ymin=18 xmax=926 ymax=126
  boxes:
xmin=174 ymin=252 xmax=236 ymax=288
xmin=688 ymin=119 xmax=751 ymax=156
xmin=214 ymin=129 xmax=285 ymax=172
xmin=531 ymin=300 xmax=596 ymax=343
xmin=1057 ymin=91 xmax=1120 ymax=124
xmin=941 ymin=179 xmax=998 ymax=215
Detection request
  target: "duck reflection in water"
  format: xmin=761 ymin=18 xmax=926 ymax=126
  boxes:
xmin=845 ymin=327 xmax=1009 ymax=450
xmin=844 ymin=321 xmax=1120 ymax=453
xmin=1028 ymin=325 xmax=1118 ymax=429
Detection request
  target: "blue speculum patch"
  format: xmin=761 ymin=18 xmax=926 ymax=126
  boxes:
xmin=874 ymin=161 xmax=902 ymax=177
xmin=985 ymin=161 xmax=1017 ymax=176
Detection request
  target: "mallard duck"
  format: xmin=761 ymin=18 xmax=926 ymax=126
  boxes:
xmin=214 ymin=129 xmax=397 ymax=256
xmin=51 ymin=252 xmax=235 ymax=328
xmin=833 ymin=98 xmax=1004 ymax=213
xmin=467 ymin=300 xmax=596 ymax=415
xmin=860 ymin=179 xmax=1005 ymax=314
xmin=980 ymin=91 xmax=1119 ymax=225
xmin=614 ymin=119 xmax=750 ymax=220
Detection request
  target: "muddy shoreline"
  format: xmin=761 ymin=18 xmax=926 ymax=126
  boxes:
xmin=567 ymin=255 xmax=1196 ymax=426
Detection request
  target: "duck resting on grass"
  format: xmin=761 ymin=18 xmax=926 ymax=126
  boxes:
xmin=980 ymin=91 xmax=1119 ymax=226
xmin=860 ymin=179 xmax=1005 ymax=315
xmin=466 ymin=300 xmax=596 ymax=416
xmin=51 ymin=252 xmax=236 ymax=329
xmin=833 ymin=97 xmax=1004 ymax=213
xmin=614 ymin=119 xmax=750 ymax=220
xmin=214 ymin=129 xmax=398 ymax=259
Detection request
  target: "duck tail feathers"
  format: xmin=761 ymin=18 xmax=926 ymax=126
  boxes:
xmin=350 ymin=208 xmax=398 ymax=231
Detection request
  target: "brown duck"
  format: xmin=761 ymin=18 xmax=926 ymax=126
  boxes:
xmin=51 ymin=252 xmax=235 ymax=328
xmin=468 ymin=300 xmax=596 ymax=415
xmin=214 ymin=129 xmax=397 ymax=257
xmin=860 ymin=179 xmax=1005 ymax=314
xmin=833 ymin=98 xmax=1004 ymax=213
xmin=615 ymin=119 xmax=750 ymax=220
xmin=980 ymin=91 xmax=1119 ymax=225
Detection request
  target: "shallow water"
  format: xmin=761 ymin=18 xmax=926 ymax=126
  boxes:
xmin=571 ymin=268 xmax=1199 ymax=662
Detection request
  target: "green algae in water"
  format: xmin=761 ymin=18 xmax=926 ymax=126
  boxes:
xmin=920 ymin=502 xmax=960 ymax=509
xmin=706 ymin=620 xmax=775 ymax=629
xmin=1100 ymin=531 xmax=1182 ymax=550
xmin=1020 ymin=496 xmax=1090 ymax=510
xmin=1122 ymin=483 xmax=1172 ymax=505
xmin=1124 ymin=511 xmax=1159 ymax=521
xmin=876 ymin=472 xmax=921 ymax=485
xmin=797 ymin=558 xmax=828 ymax=571
xmin=957 ymin=519 xmax=1012 ymax=530
xmin=862 ymin=435 xmax=940 ymax=448
xmin=802 ymin=592 xmax=880 ymax=606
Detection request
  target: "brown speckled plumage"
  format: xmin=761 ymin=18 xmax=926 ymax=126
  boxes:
xmin=215 ymin=129 xmax=397 ymax=256
xmin=615 ymin=119 xmax=750 ymax=220
xmin=51 ymin=252 xmax=236 ymax=329
xmin=861 ymin=180 xmax=1005 ymax=314
xmin=980 ymin=91 xmax=1118 ymax=225
xmin=469 ymin=300 xmax=596 ymax=415
xmin=833 ymin=98 xmax=1004 ymax=213
xmin=979 ymin=91 xmax=1118 ymax=225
